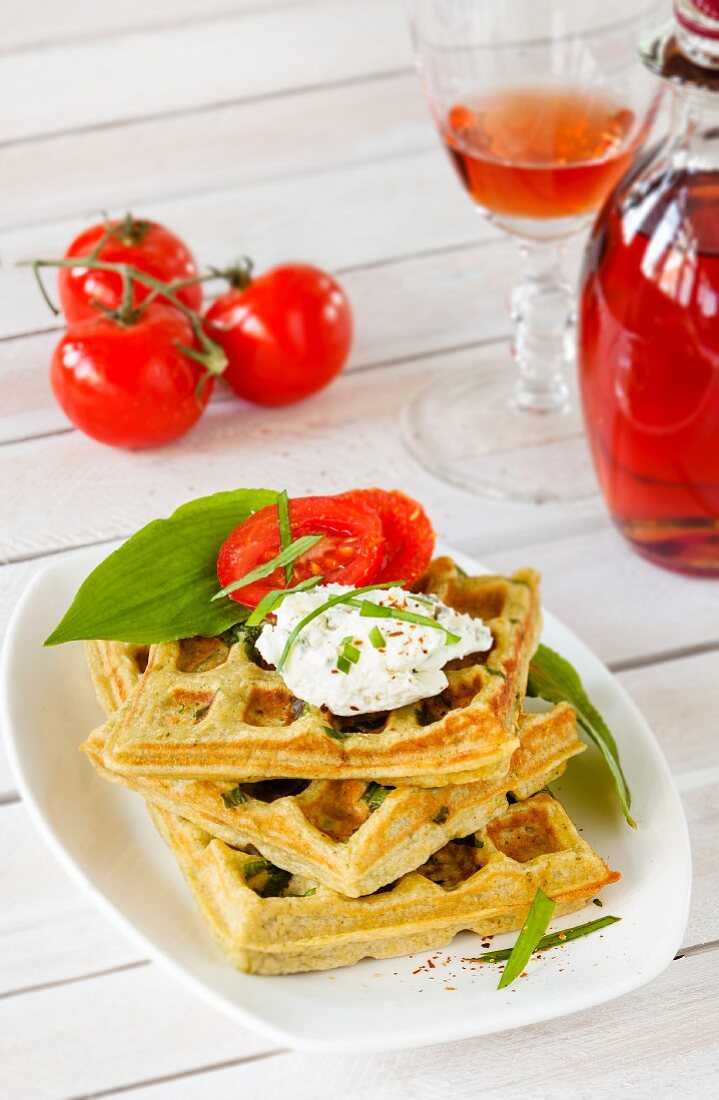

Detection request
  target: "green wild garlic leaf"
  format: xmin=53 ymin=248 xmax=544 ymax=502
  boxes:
xmin=527 ymin=644 xmax=635 ymax=828
xmin=45 ymin=488 xmax=278 ymax=645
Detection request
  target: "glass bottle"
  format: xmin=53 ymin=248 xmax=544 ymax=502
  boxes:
xmin=578 ymin=0 xmax=719 ymax=575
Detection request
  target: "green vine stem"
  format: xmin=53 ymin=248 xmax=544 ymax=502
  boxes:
xmin=21 ymin=256 xmax=228 ymax=382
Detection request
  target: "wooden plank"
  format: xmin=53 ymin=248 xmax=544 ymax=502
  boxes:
xmin=617 ymin=651 xmax=719 ymax=784
xmin=3 ymin=148 xmax=488 ymax=341
xmin=0 ymin=237 xmax=528 ymax=445
xmin=495 ymin=531 xmax=719 ymax=668
xmin=123 ymin=951 xmax=719 ymax=1100
xmin=0 ymin=349 xmax=605 ymax=567
xmin=0 ymin=0 xmax=408 ymax=144
xmin=1 ymin=803 xmax=140 ymax=994
xmin=1 ymin=963 xmax=277 ymax=1099
xmin=0 ymin=74 xmax=430 ymax=231
xmin=2 ymin=0 xmax=291 ymax=53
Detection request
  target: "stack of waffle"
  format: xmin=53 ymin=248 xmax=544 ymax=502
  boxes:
xmin=82 ymin=557 xmax=619 ymax=974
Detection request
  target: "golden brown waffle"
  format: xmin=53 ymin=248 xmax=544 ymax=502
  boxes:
xmin=149 ymin=793 xmax=620 ymax=974
xmin=82 ymin=701 xmax=584 ymax=896
xmin=85 ymin=639 xmax=150 ymax=715
xmin=100 ymin=559 xmax=542 ymax=786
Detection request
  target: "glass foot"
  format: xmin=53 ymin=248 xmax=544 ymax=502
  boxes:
xmin=402 ymin=361 xmax=598 ymax=504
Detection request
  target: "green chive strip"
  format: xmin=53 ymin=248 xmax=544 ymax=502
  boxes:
xmin=369 ymin=625 xmax=386 ymax=649
xmin=276 ymin=581 xmax=402 ymax=672
xmin=350 ymin=600 xmax=461 ymax=645
xmin=467 ymin=914 xmax=620 ymax=964
xmin=497 ymin=888 xmax=556 ymax=989
xmin=336 ymin=655 xmax=352 ymax=674
xmin=212 ymin=534 xmax=323 ymax=601
xmin=245 ymin=575 xmax=324 ymax=627
xmin=277 ymin=490 xmax=293 ymax=585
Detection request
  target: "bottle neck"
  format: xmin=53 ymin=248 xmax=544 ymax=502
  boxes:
xmin=640 ymin=2 xmax=719 ymax=92
xmin=674 ymin=0 xmax=719 ymax=68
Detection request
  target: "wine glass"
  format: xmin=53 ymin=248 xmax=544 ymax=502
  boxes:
xmin=404 ymin=0 xmax=665 ymax=502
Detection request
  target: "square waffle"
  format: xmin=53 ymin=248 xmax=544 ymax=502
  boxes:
xmin=148 ymin=793 xmax=620 ymax=974
xmin=82 ymin=694 xmax=584 ymax=896
xmin=99 ymin=559 xmax=542 ymax=786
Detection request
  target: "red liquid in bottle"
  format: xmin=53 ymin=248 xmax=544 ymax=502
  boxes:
xmin=579 ymin=166 xmax=719 ymax=574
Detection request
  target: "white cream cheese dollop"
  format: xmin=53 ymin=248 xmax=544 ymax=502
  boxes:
xmin=256 ymin=585 xmax=493 ymax=716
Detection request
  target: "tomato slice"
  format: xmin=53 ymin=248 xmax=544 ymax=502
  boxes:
xmin=218 ymin=495 xmax=385 ymax=607
xmin=340 ymin=489 xmax=435 ymax=585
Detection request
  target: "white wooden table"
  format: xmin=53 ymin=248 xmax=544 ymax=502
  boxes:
xmin=2 ymin=3 xmax=718 ymax=1096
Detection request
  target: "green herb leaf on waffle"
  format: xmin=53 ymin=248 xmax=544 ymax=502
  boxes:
xmin=497 ymin=887 xmax=556 ymax=989
xmin=527 ymin=644 xmax=635 ymax=828
xmin=322 ymin=725 xmax=354 ymax=741
xmin=360 ymin=782 xmax=392 ymax=812
xmin=221 ymin=785 xmax=248 ymax=808
xmin=243 ymin=858 xmax=293 ymax=898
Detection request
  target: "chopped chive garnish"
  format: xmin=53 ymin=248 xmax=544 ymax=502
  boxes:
xmin=277 ymin=490 xmax=293 ymax=585
xmin=212 ymin=534 xmax=323 ymax=601
xmin=369 ymin=625 xmax=386 ymax=649
xmin=409 ymin=593 xmax=436 ymax=608
xmin=342 ymin=642 xmax=361 ymax=664
xmin=351 ymin=600 xmax=461 ymax=645
xmin=593 ymin=898 xmax=604 ymax=907
xmin=485 ymin=667 xmax=506 ymax=680
xmin=302 ymin=887 xmax=317 ymax=897
xmin=245 ymin=575 xmax=324 ymax=627
xmin=361 ymin=782 xmax=391 ymax=812
xmin=275 ymin=581 xmax=401 ymax=672
xmin=467 ymin=914 xmax=620 ymax=964
xmin=336 ymin=654 xmax=352 ymax=674
xmin=221 ymin=784 xmax=248 ymax=808
xmin=322 ymin=724 xmax=354 ymax=741
xmin=432 ymin=806 xmax=449 ymax=825
xmin=496 ymin=888 xmax=556 ymax=989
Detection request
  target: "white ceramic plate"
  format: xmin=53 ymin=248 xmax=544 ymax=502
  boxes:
xmin=1 ymin=543 xmax=691 ymax=1053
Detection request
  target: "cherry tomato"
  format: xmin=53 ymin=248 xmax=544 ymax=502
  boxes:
xmin=204 ymin=264 xmax=352 ymax=406
xmin=58 ymin=216 xmax=202 ymax=323
xmin=340 ymin=489 xmax=435 ymax=585
xmin=218 ymin=495 xmax=384 ymax=607
xmin=50 ymin=303 xmax=213 ymax=449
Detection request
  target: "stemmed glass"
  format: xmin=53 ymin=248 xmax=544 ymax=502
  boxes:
xmin=405 ymin=0 xmax=664 ymax=502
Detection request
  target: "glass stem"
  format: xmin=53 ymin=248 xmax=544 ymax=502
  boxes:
xmin=510 ymin=240 xmax=574 ymax=415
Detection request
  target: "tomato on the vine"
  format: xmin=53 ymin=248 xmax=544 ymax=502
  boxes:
xmin=340 ymin=488 xmax=435 ymax=586
xmin=217 ymin=495 xmax=384 ymax=607
xmin=50 ymin=302 xmax=213 ymax=449
xmin=204 ymin=263 xmax=352 ymax=406
xmin=58 ymin=216 xmax=201 ymax=323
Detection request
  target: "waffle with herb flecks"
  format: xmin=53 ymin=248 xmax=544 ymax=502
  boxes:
xmin=82 ymin=668 xmax=584 ymax=895
xmin=147 ymin=793 xmax=619 ymax=974
xmin=96 ymin=559 xmax=542 ymax=786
